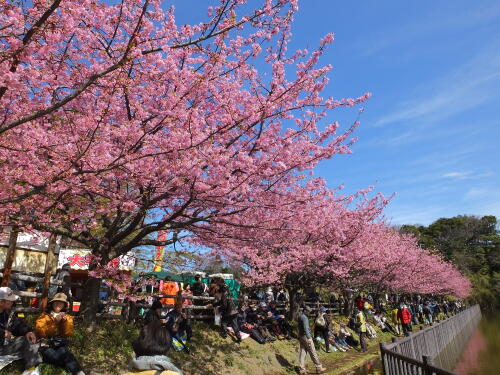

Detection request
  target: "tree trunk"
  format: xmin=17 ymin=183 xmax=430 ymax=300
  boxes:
xmin=287 ymin=286 xmax=300 ymax=321
xmin=81 ymin=277 xmax=101 ymax=325
xmin=344 ymin=291 xmax=354 ymax=317
xmin=373 ymin=292 xmax=381 ymax=311
xmin=1 ymin=226 xmax=19 ymax=287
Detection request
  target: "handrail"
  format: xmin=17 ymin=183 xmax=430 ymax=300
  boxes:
xmin=380 ymin=305 xmax=481 ymax=375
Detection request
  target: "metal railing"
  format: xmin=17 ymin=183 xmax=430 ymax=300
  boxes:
xmin=380 ymin=305 xmax=481 ymax=375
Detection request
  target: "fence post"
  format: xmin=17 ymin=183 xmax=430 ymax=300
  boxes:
xmin=40 ymin=233 xmax=57 ymax=311
xmin=422 ymin=355 xmax=432 ymax=375
xmin=380 ymin=342 xmax=390 ymax=375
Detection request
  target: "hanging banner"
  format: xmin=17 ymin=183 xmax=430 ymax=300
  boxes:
xmin=153 ymin=230 xmax=167 ymax=272
xmin=57 ymin=249 xmax=135 ymax=271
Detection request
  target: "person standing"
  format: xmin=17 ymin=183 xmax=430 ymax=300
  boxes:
xmin=314 ymin=306 xmax=331 ymax=353
xmin=397 ymin=304 xmax=412 ymax=337
xmin=191 ymin=275 xmax=208 ymax=300
xmin=297 ymin=306 xmax=327 ymax=374
xmin=355 ymin=308 xmax=368 ymax=352
xmin=160 ymin=277 xmax=179 ymax=307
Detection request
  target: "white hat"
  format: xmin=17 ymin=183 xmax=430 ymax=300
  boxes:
xmin=0 ymin=287 xmax=19 ymax=302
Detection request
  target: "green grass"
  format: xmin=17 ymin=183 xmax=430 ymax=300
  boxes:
xmin=0 ymin=315 xmax=397 ymax=375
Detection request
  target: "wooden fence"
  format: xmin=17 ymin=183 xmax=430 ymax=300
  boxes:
xmin=380 ymin=305 xmax=481 ymax=375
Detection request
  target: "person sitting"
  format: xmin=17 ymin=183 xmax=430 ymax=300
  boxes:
xmin=245 ymin=303 xmax=275 ymax=342
xmin=127 ymin=320 xmax=183 ymax=375
xmin=268 ymin=301 xmax=292 ymax=339
xmin=339 ymin=323 xmax=359 ymax=347
xmin=165 ymin=304 xmax=192 ymax=353
xmin=0 ymin=287 xmax=42 ymax=375
xmin=325 ymin=319 xmax=344 ymax=352
xmin=257 ymin=302 xmax=283 ymax=339
xmin=211 ymin=285 xmax=242 ymax=343
xmin=365 ymin=322 xmax=377 ymax=339
xmin=236 ymin=304 xmax=266 ymax=344
xmin=374 ymin=311 xmax=397 ymax=335
xmin=35 ymin=293 xmax=85 ymax=375
xmin=143 ymin=300 xmax=163 ymax=326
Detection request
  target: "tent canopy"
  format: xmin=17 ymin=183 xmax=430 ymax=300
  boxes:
xmin=134 ymin=271 xmax=241 ymax=299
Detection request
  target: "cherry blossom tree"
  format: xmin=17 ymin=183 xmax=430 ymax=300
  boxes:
xmin=1 ymin=0 xmax=372 ymax=320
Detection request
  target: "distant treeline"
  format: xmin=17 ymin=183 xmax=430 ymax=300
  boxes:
xmin=400 ymin=215 xmax=500 ymax=310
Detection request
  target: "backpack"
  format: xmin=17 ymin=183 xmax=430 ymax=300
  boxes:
xmin=315 ymin=313 xmax=326 ymax=327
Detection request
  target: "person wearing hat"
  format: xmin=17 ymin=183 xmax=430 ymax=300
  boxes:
xmin=314 ymin=306 xmax=331 ymax=353
xmin=297 ymin=305 xmax=326 ymax=374
xmin=0 ymin=286 xmax=42 ymax=375
xmin=35 ymin=293 xmax=85 ymax=375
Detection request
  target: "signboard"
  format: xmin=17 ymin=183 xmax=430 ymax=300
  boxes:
xmin=57 ymin=249 xmax=136 ymax=271
xmin=0 ymin=229 xmax=60 ymax=274
xmin=0 ymin=229 xmax=60 ymax=253
xmin=153 ymin=231 xmax=167 ymax=272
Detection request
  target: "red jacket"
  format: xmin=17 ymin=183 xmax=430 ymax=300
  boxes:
xmin=398 ymin=307 xmax=412 ymax=324
xmin=355 ymin=297 xmax=365 ymax=310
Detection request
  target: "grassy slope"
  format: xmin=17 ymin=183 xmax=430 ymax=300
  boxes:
xmin=0 ymin=316 xmax=392 ymax=375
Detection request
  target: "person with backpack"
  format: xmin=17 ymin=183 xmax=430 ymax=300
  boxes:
xmin=297 ymin=306 xmax=327 ymax=374
xmin=313 ymin=306 xmax=331 ymax=353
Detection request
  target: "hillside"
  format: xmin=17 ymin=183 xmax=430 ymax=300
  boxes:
xmin=0 ymin=317 xmax=392 ymax=375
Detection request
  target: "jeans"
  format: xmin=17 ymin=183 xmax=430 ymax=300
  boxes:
xmin=0 ymin=336 xmax=41 ymax=369
xmin=40 ymin=345 xmax=82 ymax=374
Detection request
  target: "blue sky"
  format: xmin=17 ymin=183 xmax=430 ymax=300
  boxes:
xmin=172 ymin=0 xmax=500 ymax=226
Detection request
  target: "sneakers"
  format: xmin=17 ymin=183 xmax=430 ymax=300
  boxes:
xmin=21 ymin=367 xmax=40 ymax=375
xmin=315 ymin=367 xmax=327 ymax=374
xmin=76 ymin=372 xmax=86 ymax=375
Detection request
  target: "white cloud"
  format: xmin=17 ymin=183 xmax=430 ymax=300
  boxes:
xmin=442 ymin=171 xmax=470 ymax=180
xmin=442 ymin=171 xmax=494 ymax=181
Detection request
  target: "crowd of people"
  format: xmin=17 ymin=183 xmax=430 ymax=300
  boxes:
xmin=0 ymin=274 xmax=466 ymax=375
